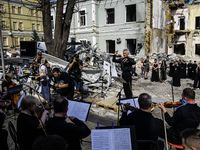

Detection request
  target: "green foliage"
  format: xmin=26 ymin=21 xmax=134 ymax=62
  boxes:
xmin=31 ymin=30 xmax=40 ymax=41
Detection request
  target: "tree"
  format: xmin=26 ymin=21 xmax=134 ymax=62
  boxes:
xmin=31 ymin=30 xmax=40 ymax=41
xmin=41 ymin=0 xmax=76 ymax=59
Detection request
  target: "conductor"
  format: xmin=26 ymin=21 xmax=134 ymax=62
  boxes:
xmin=113 ymin=49 xmax=136 ymax=98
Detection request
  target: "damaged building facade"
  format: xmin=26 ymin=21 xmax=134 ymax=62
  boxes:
xmin=50 ymin=0 xmax=168 ymax=57
xmin=168 ymin=0 xmax=200 ymax=57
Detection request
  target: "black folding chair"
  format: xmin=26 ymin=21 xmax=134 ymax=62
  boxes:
xmin=137 ymin=140 xmax=159 ymax=150
xmin=8 ymin=121 xmax=20 ymax=150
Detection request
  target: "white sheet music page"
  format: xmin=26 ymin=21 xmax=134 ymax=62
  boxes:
xmin=112 ymin=128 xmax=132 ymax=150
xmin=91 ymin=129 xmax=112 ymax=150
xmin=134 ymin=97 xmax=140 ymax=109
xmin=67 ymin=100 xmax=90 ymax=121
xmin=91 ymin=128 xmax=132 ymax=150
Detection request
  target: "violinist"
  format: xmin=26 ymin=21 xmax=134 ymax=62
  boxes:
xmin=120 ymin=93 xmax=164 ymax=150
xmin=46 ymin=97 xmax=91 ymax=150
xmin=158 ymin=88 xmax=200 ymax=145
xmin=17 ymin=95 xmax=48 ymax=150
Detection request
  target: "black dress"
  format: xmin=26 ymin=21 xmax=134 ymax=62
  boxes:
xmin=193 ymin=67 xmax=200 ymax=88
xmin=151 ymin=64 xmax=160 ymax=82
xmin=192 ymin=63 xmax=198 ymax=80
xmin=169 ymin=62 xmax=174 ymax=77
xmin=160 ymin=64 xmax=167 ymax=81
xmin=187 ymin=63 xmax=193 ymax=79
xmin=172 ymin=65 xmax=181 ymax=86
xmin=181 ymin=63 xmax=187 ymax=78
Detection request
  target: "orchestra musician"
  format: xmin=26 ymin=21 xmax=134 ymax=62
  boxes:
xmin=17 ymin=95 xmax=48 ymax=150
xmin=1 ymin=74 xmax=15 ymax=114
xmin=158 ymin=88 xmax=200 ymax=145
xmin=46 ymin=97 xmax=91 ymax=150
xmin=120 ymin=93 xmax=164 ymax=150
xmin=113 ymin=49 xmax=136 ymax=98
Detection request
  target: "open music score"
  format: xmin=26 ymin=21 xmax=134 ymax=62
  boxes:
xmin=120 ymin=98 xmax=140 ymax=114
xmin=67 ymin=100 xmax=91 ymax=122
xmin=91 ymin=128 xmax=132 ymax=150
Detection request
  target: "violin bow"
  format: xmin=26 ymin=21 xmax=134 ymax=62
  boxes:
xmin=161 ymin=109 xmax=169 ymax=150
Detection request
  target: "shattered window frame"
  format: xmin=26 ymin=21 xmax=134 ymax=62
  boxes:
xmin=79 ymin=10 xmax=86 ymax=26
xmin=126 ymin=4 xmax=136 ymax=22
xmin=179 ymin=17 xmax=185 ymax=30
xmin=195 ymin=16 xmax=200 ymax=30
xmin=106 ymin=40 xmax=115 ymax=53
xmin=195 ymin=44 xmax=200 ymax=55
xmin=106 ymin=8 xmax=115 ymax=24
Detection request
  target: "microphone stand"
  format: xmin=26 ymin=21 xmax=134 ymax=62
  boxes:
xmin=116 ymin=87 xmax=123 ymax=126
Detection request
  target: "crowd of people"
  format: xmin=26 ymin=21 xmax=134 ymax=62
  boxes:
xmin=140 ymin=57 xmax=200 ymax=89
xmin=1 ymin=51 xmax=200 ymax=150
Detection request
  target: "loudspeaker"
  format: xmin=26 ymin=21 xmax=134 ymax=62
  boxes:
xmin=20 ymin=41 xmax=37 ymax=57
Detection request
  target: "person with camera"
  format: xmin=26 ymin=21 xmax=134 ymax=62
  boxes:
xmin=35 ymin=59 xmax=50 ymax=100
xmin=52 ymin=68 xmax=74 ymax=100
xmin=68 ymin=54 xmax=83 ymax=100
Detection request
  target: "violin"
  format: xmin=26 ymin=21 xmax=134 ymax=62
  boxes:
xmin=34 ymin=102 xmax=53 ymax=118
xmin=152 ymin=101 xmax=183 ymax=108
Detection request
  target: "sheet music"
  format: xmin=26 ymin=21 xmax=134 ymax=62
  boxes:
xmin=91 ymin=128 xmax=132 ymax=150
xmin=134 ymin=97 xmax=140 ymax=109
xmin=103 ymin=61 xmax=111 ymax=76
xmin=110 ymin=58 xmax=118 ymax=77
xmin=120 ymin=98 xmax=135 ymax=115
xmin=67 ymin=100 xmax=91 ymax=121
xmin=92 ymin=129 xmax=112 ymax=150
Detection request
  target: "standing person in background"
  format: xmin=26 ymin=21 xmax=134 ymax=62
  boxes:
xmin=68 ymin=54 xmax=83 ymax=100
xmin=35 ymin=59 xmax=50 ymax=100
xmin=141 ymin=59 xmax=145 ymax=75
xmin=151 ymin=59 xmax=160 ymax=82
xmin=113 ymin=49 xmax=136 ymax=98
xmin=187 ymin=60 xmax=193 ymax=79
xmin=193 ymin=62 xmax=200 ymax=89
xmin=192 ymin=61 xmax=197 ymax=80
xmin=169 ymin=60 xmax=174 ymax=77
xmin=181 ymin=60 xmax=187 ymax=79
xmin=160 ymin=60 xmax=167 ymax=83
xmin=172 ymin=61 xmax=181 ymax=87
xmin=144 ymin=56 xmax=150 ymax=79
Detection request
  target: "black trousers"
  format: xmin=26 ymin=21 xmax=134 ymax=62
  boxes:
xmin=122 ymin=72 xmax=132 ymax=98
xmin=193 ymin=74 xmax=200 ymax=88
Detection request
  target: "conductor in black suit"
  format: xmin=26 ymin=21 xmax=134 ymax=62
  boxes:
xmin=112 ymin=49 xmax=136 ymax=98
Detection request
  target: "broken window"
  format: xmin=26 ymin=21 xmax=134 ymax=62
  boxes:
xmin=106 ymin=40 xmax=115 ymax=53
xmin=79 ymin=10 xmax=86 ymax=26
xmin=2 ymin=20 xmax=6 ymax=29
xmin=126 ymin=4 xmax=136 ymax=22
xmin=126 ymin=39 xmax=136 ymax=55
xmin=106 ymin=8 xmax=115 ymax=24
xmin=51 ymin=16 xmax=54 ymax=29
xmin=179 ymin=17 xmax=185 ymax=30
xmin=195 ymin=44 xmax=200 ymax=55
xmin=174 ymin=44 xmax=185 ymax=55
xmin=196 ymin=17 xmax=200 ymax=29
xmin=13 ymin=21 xmax=17 ymax=30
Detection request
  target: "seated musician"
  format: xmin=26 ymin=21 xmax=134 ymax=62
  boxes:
xmin=17 ymin=95 xmax=48 ymax=150
xmin=120 ymin=93 xmax=164 ymax=150
xmin=158 ymin=88 xmax=200 ymax=145
xmin=46 ymin=97 xmax=91 ymax=150
xmin=0 ymin=111 xmax=9 ymax=150
xmin=1 ymin=74 xmax=14 ymax=113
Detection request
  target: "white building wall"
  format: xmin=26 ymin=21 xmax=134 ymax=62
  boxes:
xmin=69 ymin=0 xmax=146 ymax=56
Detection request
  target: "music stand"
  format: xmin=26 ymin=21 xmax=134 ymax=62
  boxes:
xmin=112 ymin=76 xmax=126 ymax=126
